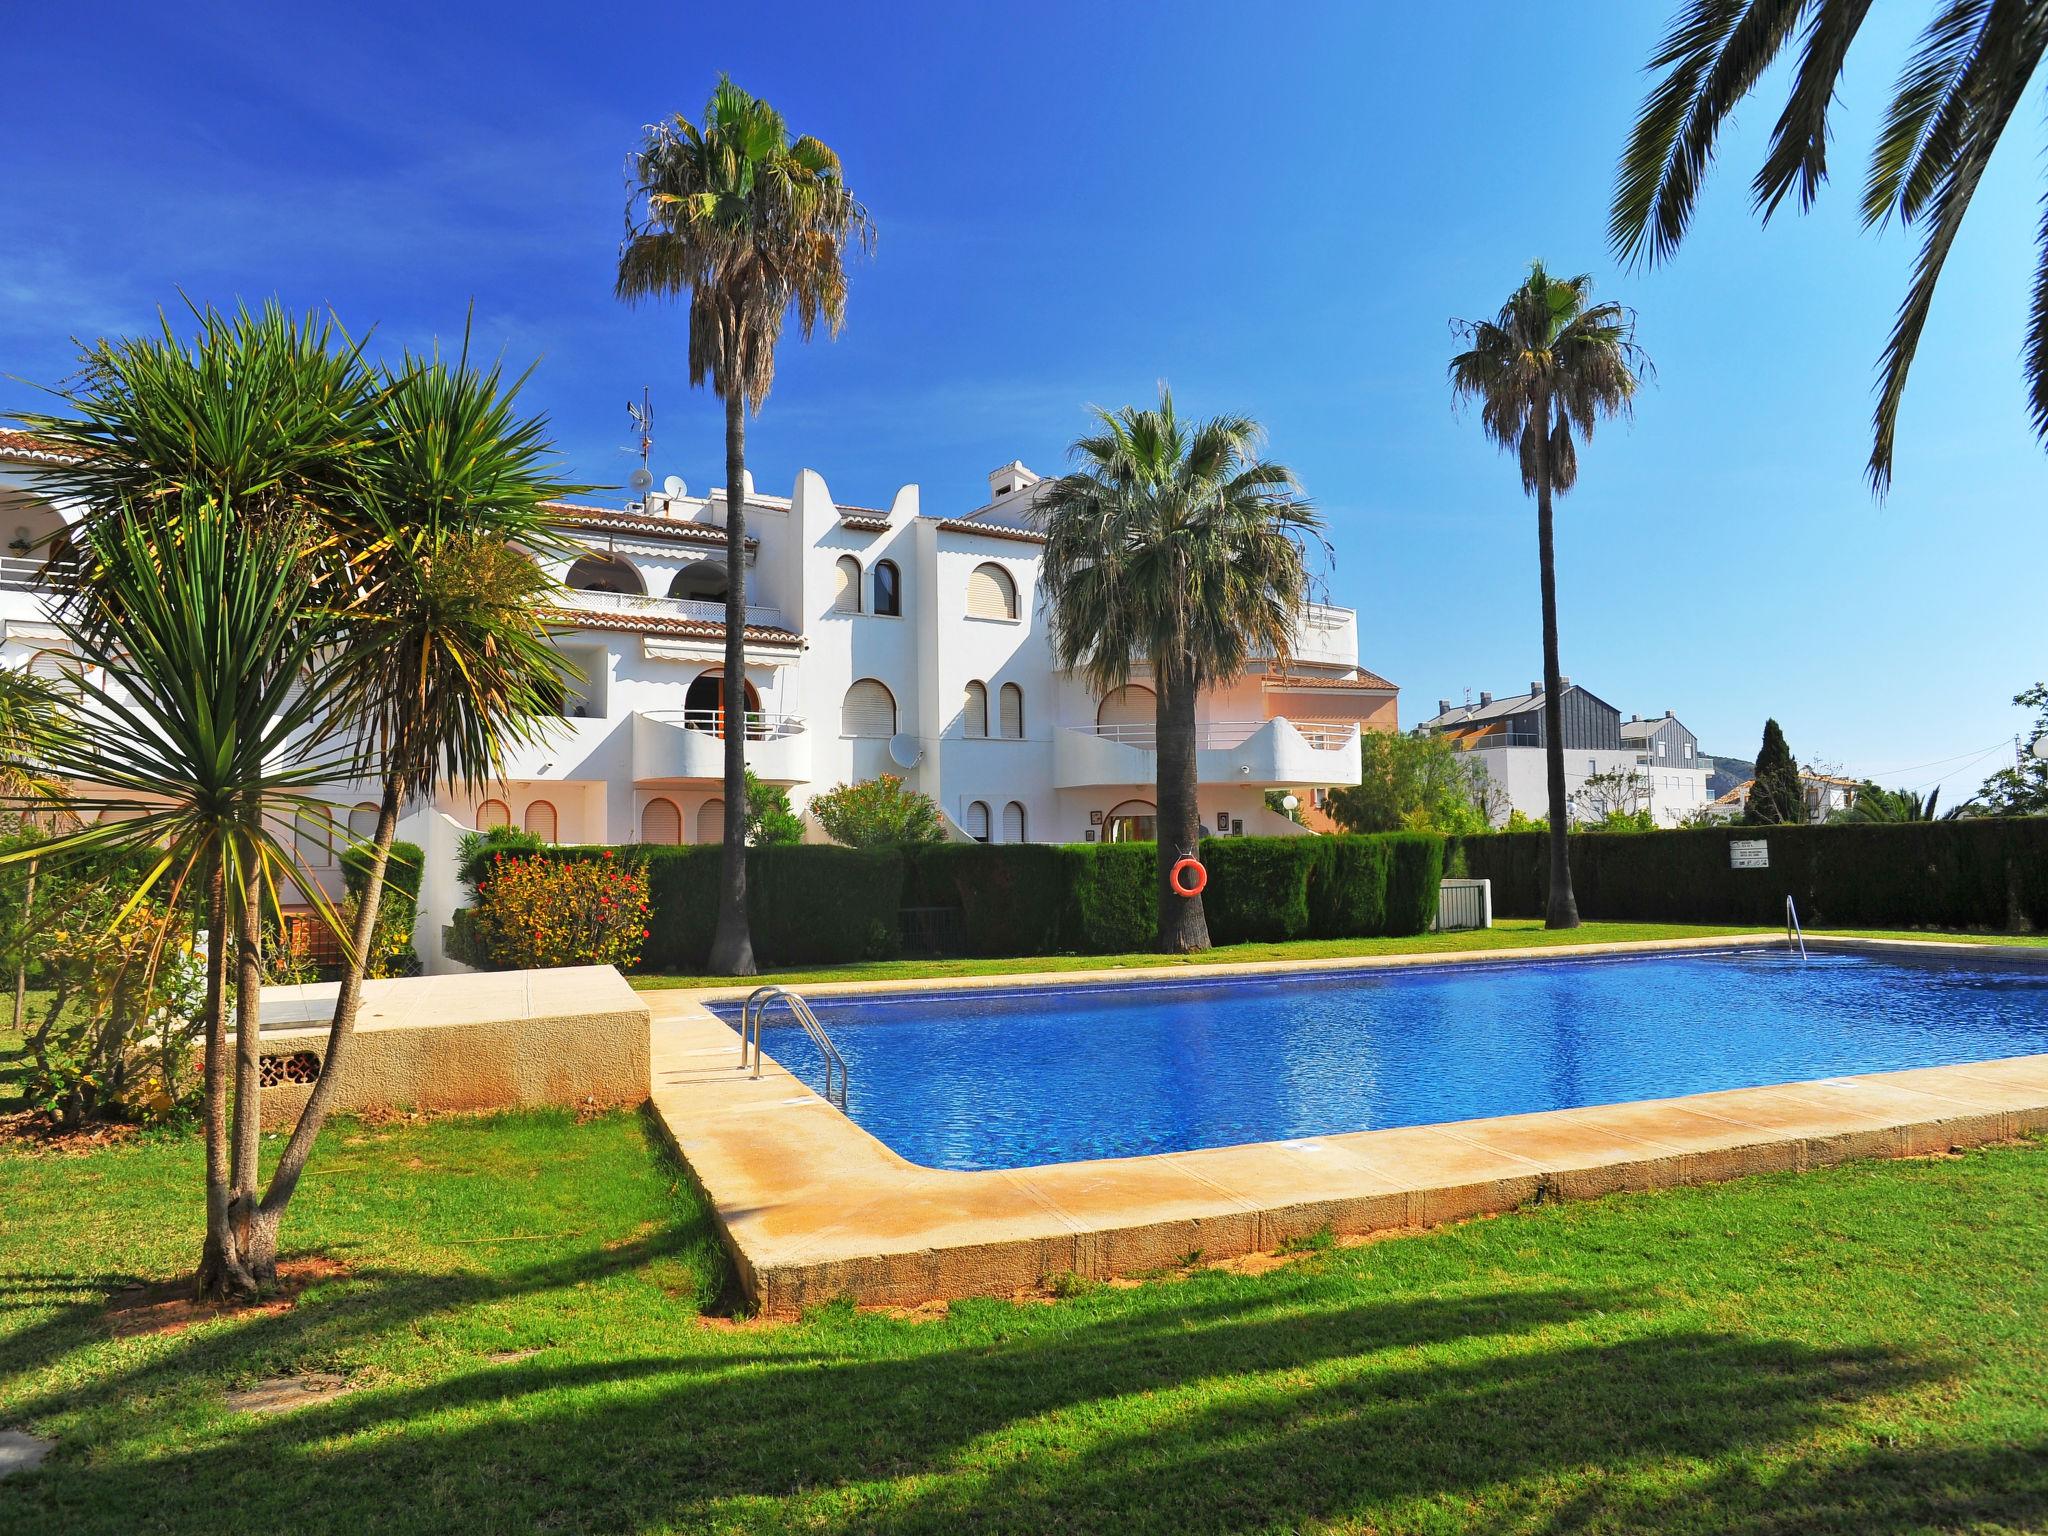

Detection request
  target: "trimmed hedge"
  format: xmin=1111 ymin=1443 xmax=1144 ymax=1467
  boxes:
xmin=460 ymin=832 xmax=1446 ymax=973
xmin=1452 ymin=819 xmax=2048 ymax=931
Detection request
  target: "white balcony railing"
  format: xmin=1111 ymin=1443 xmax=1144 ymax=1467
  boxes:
xmin=1074 ymin=720 xmax=1359 ymax=753
xmin=637 ymin=709 xmax=807 ymax=742
xmin=557 ymin=586 xmax=782 ymax=629
xmin=0 ymin=557 xmax=47 ymax=592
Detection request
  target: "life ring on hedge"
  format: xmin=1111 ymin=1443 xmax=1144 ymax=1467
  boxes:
xmin=1170 ymin=857 xmax=1208 ymax=897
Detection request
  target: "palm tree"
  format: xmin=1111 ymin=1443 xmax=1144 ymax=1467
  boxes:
xmin=617 ymin=77 xmax=872 ymax=977
xmin=1450 ymin=265 xmax=1650 ymax=929
xmin=247 ymin=349 xmax=576 ymax=1280
xmin=4 ymin=497 xmax=359 ymax=1296
xmin=1611 ymin=3 xmax=2048 ymax=492
xmin=1039 ymin=389 xmax=1323 ymax=953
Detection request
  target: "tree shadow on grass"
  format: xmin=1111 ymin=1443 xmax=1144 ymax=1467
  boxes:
xmin=0 ymin=1272 xmax=1970 ymax=1536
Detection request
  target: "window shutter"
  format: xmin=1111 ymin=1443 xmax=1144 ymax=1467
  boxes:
xmin=963 ymin=681 xmax=988 ymax=737
xmin=1002 ymin=801 xmax=1025 ymax=843
xmin=965 ymin=801 xmax=989 ymax=841
xmin=832 ymin=556 xmax=861 ymax=613
xmin=841 ymin=679 xmax=896 ymax=737
xmin=642 ymin=797 xmax=681 ymax=845
xmin=1096 ymin=685 xmax=1156 ymax=741
xmin=697 ymin=798 xmax=726 ymax=845
xmin=966 ymin=563 xmax=1015 ymax=620
xmin=999 ymin=683 xmax=1023 ymax=739
xmin=476 ymin=799 xmax=512 ymax=830
xmin=523 ymin=800 xmax=558 ymax=841
xmin=347 ymin=802 xmax=381 ymax=839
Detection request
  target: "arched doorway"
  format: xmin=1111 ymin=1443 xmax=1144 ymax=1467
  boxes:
xmin=641 ymin=797 xmax=682 ymax=845
xmin=683 ymin=668 xmax=763 ymax=738
xmin=1103 ymin=799 xmax=1157 ymax=843
xmin=475 ymin=798 xmax=512 ymax=830
xmin=697 ymin=798 xmax=726 ymax=845
xmin=668 ymin=559 xmax=728 ymax=603
xmin=1096 ymin=684 xmax=1156 ymax=746
xmin=565 ymin=554 xmax=645 ymax=595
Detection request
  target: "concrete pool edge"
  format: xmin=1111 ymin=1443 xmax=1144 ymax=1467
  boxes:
xmin=643 ymin=935 xmax=2048 ymax=1314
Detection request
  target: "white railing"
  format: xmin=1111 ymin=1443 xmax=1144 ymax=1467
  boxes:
xmin=558 ymin=586 xmax=782 ymax=629
xmin=1074 ymin=719 xmax=1359 ymax=753
xmin=0 ymin=556 xmax=46 ymax=592
xmin=640 ymin=708 xmax=807 ymax=741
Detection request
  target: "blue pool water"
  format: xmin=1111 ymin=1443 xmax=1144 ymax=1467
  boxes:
xmin=712 ymin=949 xmax=2048 ymax=1171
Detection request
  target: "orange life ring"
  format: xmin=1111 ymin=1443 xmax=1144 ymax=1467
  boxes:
xmin=1170 ymin=857 xmax=1207 ymax=897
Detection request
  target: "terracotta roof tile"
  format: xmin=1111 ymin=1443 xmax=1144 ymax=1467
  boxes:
xmin=837 ymin=513 xmax=892 ymax=533
xmin=932 ymin=516 xmax=1046 ymax=544
xmin=541 ymin=503 xmax=755 ymax=548
xmin=0 ymin=429 xmax=84 ymax=465
xmin=1264 ymin=671 xmax=1399 ymax=692
xmin=539 ymin=605 xmax=803 ymax=647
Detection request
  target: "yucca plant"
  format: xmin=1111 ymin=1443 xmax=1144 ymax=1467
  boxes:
xmin=2 ymin=496 xmax=359 ymax=1295
xmin=1038 ymin=388 xmax=1323 ymax=953
xmin=617 ymin=76 xmax=872 ymax=976
xmin=1450 ymin=265 xmax=1651 ymax=928
xmin=1611 ymin=1 xmax=2048 ymax=491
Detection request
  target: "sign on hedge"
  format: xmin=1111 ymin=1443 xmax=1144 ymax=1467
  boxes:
xmin=1729 ymin=839 xmax=1769 ymax=870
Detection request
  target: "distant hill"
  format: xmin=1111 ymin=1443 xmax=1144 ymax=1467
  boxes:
xmin=1706 ymin=756 xmax=1754 ymax=801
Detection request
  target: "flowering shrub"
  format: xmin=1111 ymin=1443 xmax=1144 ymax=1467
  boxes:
xmin=470 ymin=851 xmax=649 ymax=971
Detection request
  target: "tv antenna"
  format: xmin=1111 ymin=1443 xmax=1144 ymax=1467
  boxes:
xmin=626 ymin=388 xmax=654 ymax=497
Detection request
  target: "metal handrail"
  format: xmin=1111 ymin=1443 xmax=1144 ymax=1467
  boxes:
xmin=1069 ymin=719 xmax=1359 ymax=752
xmin=739 ymin=985 xmax=848 ymax=1109
xmin=1785 ymin=895 xmax=1807 ymax=960
xmin=642 ymin=708 xmax=807 ymax=741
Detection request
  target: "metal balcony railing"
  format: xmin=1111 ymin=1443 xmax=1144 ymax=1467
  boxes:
xmin=1072 ymin=720 xmax=1359 ymax=753
xmin=640 ymin=708 xmax=807 ymax=742
xmin=558 ymin=586 xmax=782 ymax=629
xmin=0 ymin=557 xmax=47 ymax=592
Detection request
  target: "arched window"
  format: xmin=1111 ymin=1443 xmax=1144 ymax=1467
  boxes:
xmin=697 ymin=798 xmax=726 ymax=845
xmin=641 ymin=796 xmax=681 ymax=845
xmin=872 ymin=559 xmax=901 ymax=616
xmin=475 ymin=798 xmax=512 ymax=830
xmin=964 ymin=801 xmax=990 ymax=843
xmin=1103 ymin=799 xmax=1157 ymax=844
xmin=523 ymin=800 xmax=558 ymax=841
xmin=294 ymin=811 xmax=332 ymax=867
xmin=841 ymin=678 xmax=897 ymax=737
xmin=565 ymin=554 xmax=645 ymax=595
xmin=832 ymin=555 xmax=862 ymax=613
xmin=962 ymin=680 xmax=988 ymax=737
xmin=999 ymin=682 xmax=1024 ymax=739
xmin=1002 ymin=801 xmax=1026 ymax=843
xmin=346 ymin=801 xmax=381 ymax=840
xmin=1096 ymin=684 xmax=1156 ymax=746
xmin=25 ymin=650 xmax=68 ymax=682
xmin=667 ymin=559 xmax=727 ymax=603
xmin=966 ymin=562 xmax=1017 ymax=620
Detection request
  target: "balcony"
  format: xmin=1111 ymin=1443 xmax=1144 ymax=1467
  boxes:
xmin=632 ymin=709 xmax=811 ymax=785
xmin=556 ymin=586 xmax=783 ymax=629
xmin=1054 ymin=718 xmax=1360 ymax=790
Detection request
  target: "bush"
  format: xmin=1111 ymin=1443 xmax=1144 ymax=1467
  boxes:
xmin=341 ymin=839 xmax=423 ymax=977
xmin=470 ymin=851 xmax=649 ymax=970
xmin=1065 ymin=842 xmax=1156 ymax=952
xmin=1198 ymin=837 xmax=1314 ymax=943
xmin=1452 ymin=818 xmax=2048 ymax=931
xmin=907 ymin=843 xmax=1072 ymax=957
xmin=1382 ymin=833 xmax=1446 ymax=935
xmin=1307 ymin=836 xmax=1391 ymax=938
xmin=749 ymin=845 xmax=905 ymax=964
xmin=808 ymin=774 xmax=948 ymax=848
xmin=457 ymin=824 xmax=547 ymax=892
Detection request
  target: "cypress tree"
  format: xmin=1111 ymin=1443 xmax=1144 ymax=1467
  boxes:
xmin=1745 ymin=717 xmax=1807 ymax=824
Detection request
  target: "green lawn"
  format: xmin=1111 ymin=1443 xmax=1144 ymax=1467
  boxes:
xmin=4 ymin=1110 xmax=2046 ymax=1533
xmin=628 ymin=918 xmax=2047 ymax=990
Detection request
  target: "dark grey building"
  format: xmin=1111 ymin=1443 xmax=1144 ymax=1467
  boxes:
xmin=1621 ymin=711 xmax=1703 ymax=771
xmin=1417 ymin=680 xmax=1621 ymax=751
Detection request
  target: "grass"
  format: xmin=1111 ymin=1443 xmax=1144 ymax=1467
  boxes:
xmin=627 ymin=918 xmax=2048 ymax=990
xmin=4 ymin=1110 xmax=2047 ymax=1533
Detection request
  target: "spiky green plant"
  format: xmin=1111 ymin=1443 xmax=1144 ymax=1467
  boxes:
xmin=617 ymin=76 xmax=872 ymax=976
xmin=1611 ymin=1 xmax=2048 ymax=492
xmin=1450 ymin=265 xmax=1651 ymax=928
xmin=1038 ymin=388 xmax=1323 ymax=953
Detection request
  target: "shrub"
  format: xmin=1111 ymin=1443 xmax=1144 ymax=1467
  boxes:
xmin=470 ymin=851 xmax=649 ymax=970
xmin=1382 ymin=833 xmax=1446 ymax=935
xmin=1307 ymin=836 xmax=1392 ymax=938
xmin=808 ymin=774 xmax=947 ymax=848
xmin=457 ymin=824 xmax=546 ymax=893
xmin=743 ymin=770 xmax=805 ymax=846
xmin=748 ymin=845 xmax=905 ymax=964
xmin=342 ymin=839 xmax=423 ymax=978
xmin=908 ymin=843 xmax=1072 ymax=956
xmin=1198 ymin=837 xmax=1314 ymax=943
xmin=1066 ymin=841 xmax=1155 ymax=952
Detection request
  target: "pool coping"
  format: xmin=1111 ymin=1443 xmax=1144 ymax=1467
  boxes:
xmin=643 ymin=933 xmax=2048 ymax=1314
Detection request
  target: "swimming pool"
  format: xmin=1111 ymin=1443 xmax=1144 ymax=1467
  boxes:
xmin=714 ymin=947 xmax=2048 ymax=1170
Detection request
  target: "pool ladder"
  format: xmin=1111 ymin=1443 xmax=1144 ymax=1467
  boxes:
xmin=1785 ymin=895 xmax=1807 ymax=960
xmin=739 ymin=986 xmax=849 ymax=1110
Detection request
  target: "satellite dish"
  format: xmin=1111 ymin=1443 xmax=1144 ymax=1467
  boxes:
xmin=628 ymin=465 xmax=654 ymax=495
xmin=888 ymin=733 xmax=922 ymax=769
xmin=663 ymin=474 xmax=686 ymax=498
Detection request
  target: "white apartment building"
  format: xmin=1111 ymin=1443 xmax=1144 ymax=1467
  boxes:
xmin=1 ymin=434 xmax=1396 ymax=964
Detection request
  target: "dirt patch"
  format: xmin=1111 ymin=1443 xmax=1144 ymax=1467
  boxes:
xmin=485 ymin=1349 xmax=541 ymax=1364
xmin=693 ymin=1312 xmax=787 ymax=1333
xmin=863 ymin=1299 xmax=951 ymax=1324
xmin=105 ymin=1255 xmax=351 ymax=1339
xmin=225 ymin=1372 xmax=353 ymax=1414
xmin=0 ymin=1110 xmax=145 ymax=1155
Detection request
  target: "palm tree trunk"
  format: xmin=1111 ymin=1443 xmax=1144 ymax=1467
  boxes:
xmin=246 ymin=777 xmax=403 ymax=1282
xmin=708 ymin=383 xmax=756 ymax=976
xmin=197 ymin=860 xmax=254 ymax=1299
xmin=1532 ymin=402 xmax=1580 ymax=930
xmin=227 ymin=860 xmax=266 ymax=1263
xmin=1154 ymin=658 xmax=1210 ymax=953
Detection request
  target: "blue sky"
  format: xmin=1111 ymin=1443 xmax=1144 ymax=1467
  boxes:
xmin=4 ymin=2 xmax=2042 ymax=796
